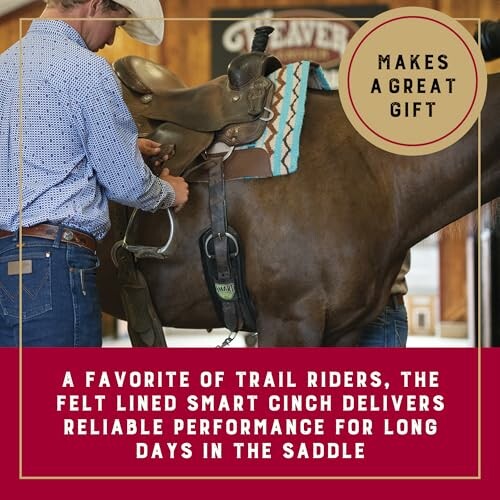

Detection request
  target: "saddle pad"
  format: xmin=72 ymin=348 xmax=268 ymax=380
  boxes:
xmin=237 ymin=60 xmax=331 ymax=177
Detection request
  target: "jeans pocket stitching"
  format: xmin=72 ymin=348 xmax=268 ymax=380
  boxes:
xmin=22 ymin=267 xmax=50 ymax=299
xmin=0 ymin=255 xmax=52 ymax=321
xmin=0 ymin=280 xmax=15 ymax=303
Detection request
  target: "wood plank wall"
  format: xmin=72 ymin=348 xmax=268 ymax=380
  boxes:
xmin=109 ymin=0 xmax=438 ymax=84
xmin=1 ymin=1 xmax=498 ymax=80
xmin=0 ymin=2 xmax=43 ymax=49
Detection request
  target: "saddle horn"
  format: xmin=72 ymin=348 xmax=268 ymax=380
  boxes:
xmin=227 ymin=25 xmax=281 ymax=89
xmin=251 ymin=26 xmax=275 ymax=53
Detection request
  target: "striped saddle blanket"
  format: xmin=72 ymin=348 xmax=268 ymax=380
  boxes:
xmin=236 ymin=60 xmax=331 ymax=177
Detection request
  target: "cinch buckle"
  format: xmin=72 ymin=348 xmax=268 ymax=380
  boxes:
xmin=204 ymin=232 xmax=239 ymax=259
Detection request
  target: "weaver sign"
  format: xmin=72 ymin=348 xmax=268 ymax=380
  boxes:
xmin=211 ymin=5 xmax=388 ymax=88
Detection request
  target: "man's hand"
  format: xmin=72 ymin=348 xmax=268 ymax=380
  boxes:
xmin=159 ymin=168 xmax=189 ymax=211
xmin=138 ymin=138 xmax=162 ymax=157
xmin=138 ymin=138 xmax=175 ymax=173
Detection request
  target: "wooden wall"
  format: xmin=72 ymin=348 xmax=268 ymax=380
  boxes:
xmin=1 ymin=1 xmax=498 ymax=82
xmin=0 ymin=2 xmax=43 ymax=49
xmin=106 ymin=0 xmax=440 ymax=84
xmin=114 ymin=0 xmax=499 ymax=82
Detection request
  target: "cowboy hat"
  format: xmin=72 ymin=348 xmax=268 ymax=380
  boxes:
xmin=113 ymin=0 xmax=164 ymax=46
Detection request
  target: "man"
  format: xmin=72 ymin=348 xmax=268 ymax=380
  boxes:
xmin=0 ymin=0 xmax=188 ymax=346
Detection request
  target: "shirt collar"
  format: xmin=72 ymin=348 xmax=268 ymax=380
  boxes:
xmin=27 ymin=19 xmax=89 ymax=50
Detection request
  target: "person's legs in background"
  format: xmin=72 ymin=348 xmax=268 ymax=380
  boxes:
xmin=358 ymin=299 xmax=408 ymax=347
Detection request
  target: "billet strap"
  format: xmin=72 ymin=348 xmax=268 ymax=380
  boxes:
xmin=207 ymin=157 xmax=242 ymax=333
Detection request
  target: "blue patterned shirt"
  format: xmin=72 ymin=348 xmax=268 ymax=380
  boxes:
xmin=0 ymin=20 xmax=175 ymax=240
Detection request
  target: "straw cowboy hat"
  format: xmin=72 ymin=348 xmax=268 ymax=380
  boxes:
xmin=114 ymin=0 xmax=164 ymax=45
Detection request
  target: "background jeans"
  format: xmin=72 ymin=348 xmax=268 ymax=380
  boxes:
xmin=0 ymin=234 xmax=102 ymax=346
xmin=358 ymin=303 xmax=408 ymax=347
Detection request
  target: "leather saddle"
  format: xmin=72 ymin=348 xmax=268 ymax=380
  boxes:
xmin=113 ymin=53 xmax=282 ymax=175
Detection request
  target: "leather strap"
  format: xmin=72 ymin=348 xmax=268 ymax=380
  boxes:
xmin=207 ymin=156 xmax=241 ymax=332
xmin=0 ymin=223 xmax=96 ymax=252
xmin=109 ymin=203 xmax=167 ymax=347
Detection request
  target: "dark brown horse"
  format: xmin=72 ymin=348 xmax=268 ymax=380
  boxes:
xmin=97 ymin=71 xmax=500 ymax=347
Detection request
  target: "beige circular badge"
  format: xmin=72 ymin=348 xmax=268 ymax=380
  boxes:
xmin=338 ymin=7 xmax=487 ymax=155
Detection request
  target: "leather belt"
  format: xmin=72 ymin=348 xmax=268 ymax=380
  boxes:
xmin=387 ymin=293 xmax=404 ymax=309
xmin=0 ymin=224 xmax=96 ymax=252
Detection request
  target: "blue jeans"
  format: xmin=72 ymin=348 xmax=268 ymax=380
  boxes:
xmin=0 ymin=233 xmax=102 ymax=346
xmin=358 ymin=303 xmax=408 ymax=347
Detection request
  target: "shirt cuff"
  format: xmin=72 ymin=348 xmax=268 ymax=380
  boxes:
xmin=156 ymin=178 xmax=176 ymax=210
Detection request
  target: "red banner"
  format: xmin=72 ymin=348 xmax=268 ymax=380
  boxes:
xmin=1 ymin=347 xmax=499 ymax=498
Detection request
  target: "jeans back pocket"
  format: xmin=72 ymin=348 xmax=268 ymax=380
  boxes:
xmin=0 ymin=251 xmax=52 ymax=324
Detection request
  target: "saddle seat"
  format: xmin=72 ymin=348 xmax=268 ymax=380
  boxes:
xmin=113 ymin=55 xmax=188 ymax=94
xmin=114 ymin=54 xmax=281 ymax=174
xmin=114 ymin=54 xmax=281 ymax=132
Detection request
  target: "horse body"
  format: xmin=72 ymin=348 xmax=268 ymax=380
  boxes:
xmin=97 ymin=73 xmax=500 ymax=346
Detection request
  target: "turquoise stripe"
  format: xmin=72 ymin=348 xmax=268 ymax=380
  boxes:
xmin=272 ymin=63 xmax=295 ymax=176
xmin=289 ymin=61 xmax=310 ymax=173
xmin=315 ymin=66 xmax=332 ymax=90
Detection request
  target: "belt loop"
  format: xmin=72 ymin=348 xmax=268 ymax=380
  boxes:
xmin=53 ymin=225 xmax=63 ymax=249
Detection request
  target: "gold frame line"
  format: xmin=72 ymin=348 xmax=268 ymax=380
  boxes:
xmin=16 ymin=14 xmax=483 ymax=482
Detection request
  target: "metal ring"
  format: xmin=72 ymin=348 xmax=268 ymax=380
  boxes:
xmin=204 ymin=232 xmax=239 ymax=259
xmin=259 ymin=106 xmax=274 ymax=122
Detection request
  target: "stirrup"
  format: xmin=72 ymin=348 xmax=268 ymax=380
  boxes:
xmin=111 ymin=208 xmax=175 ymax=264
